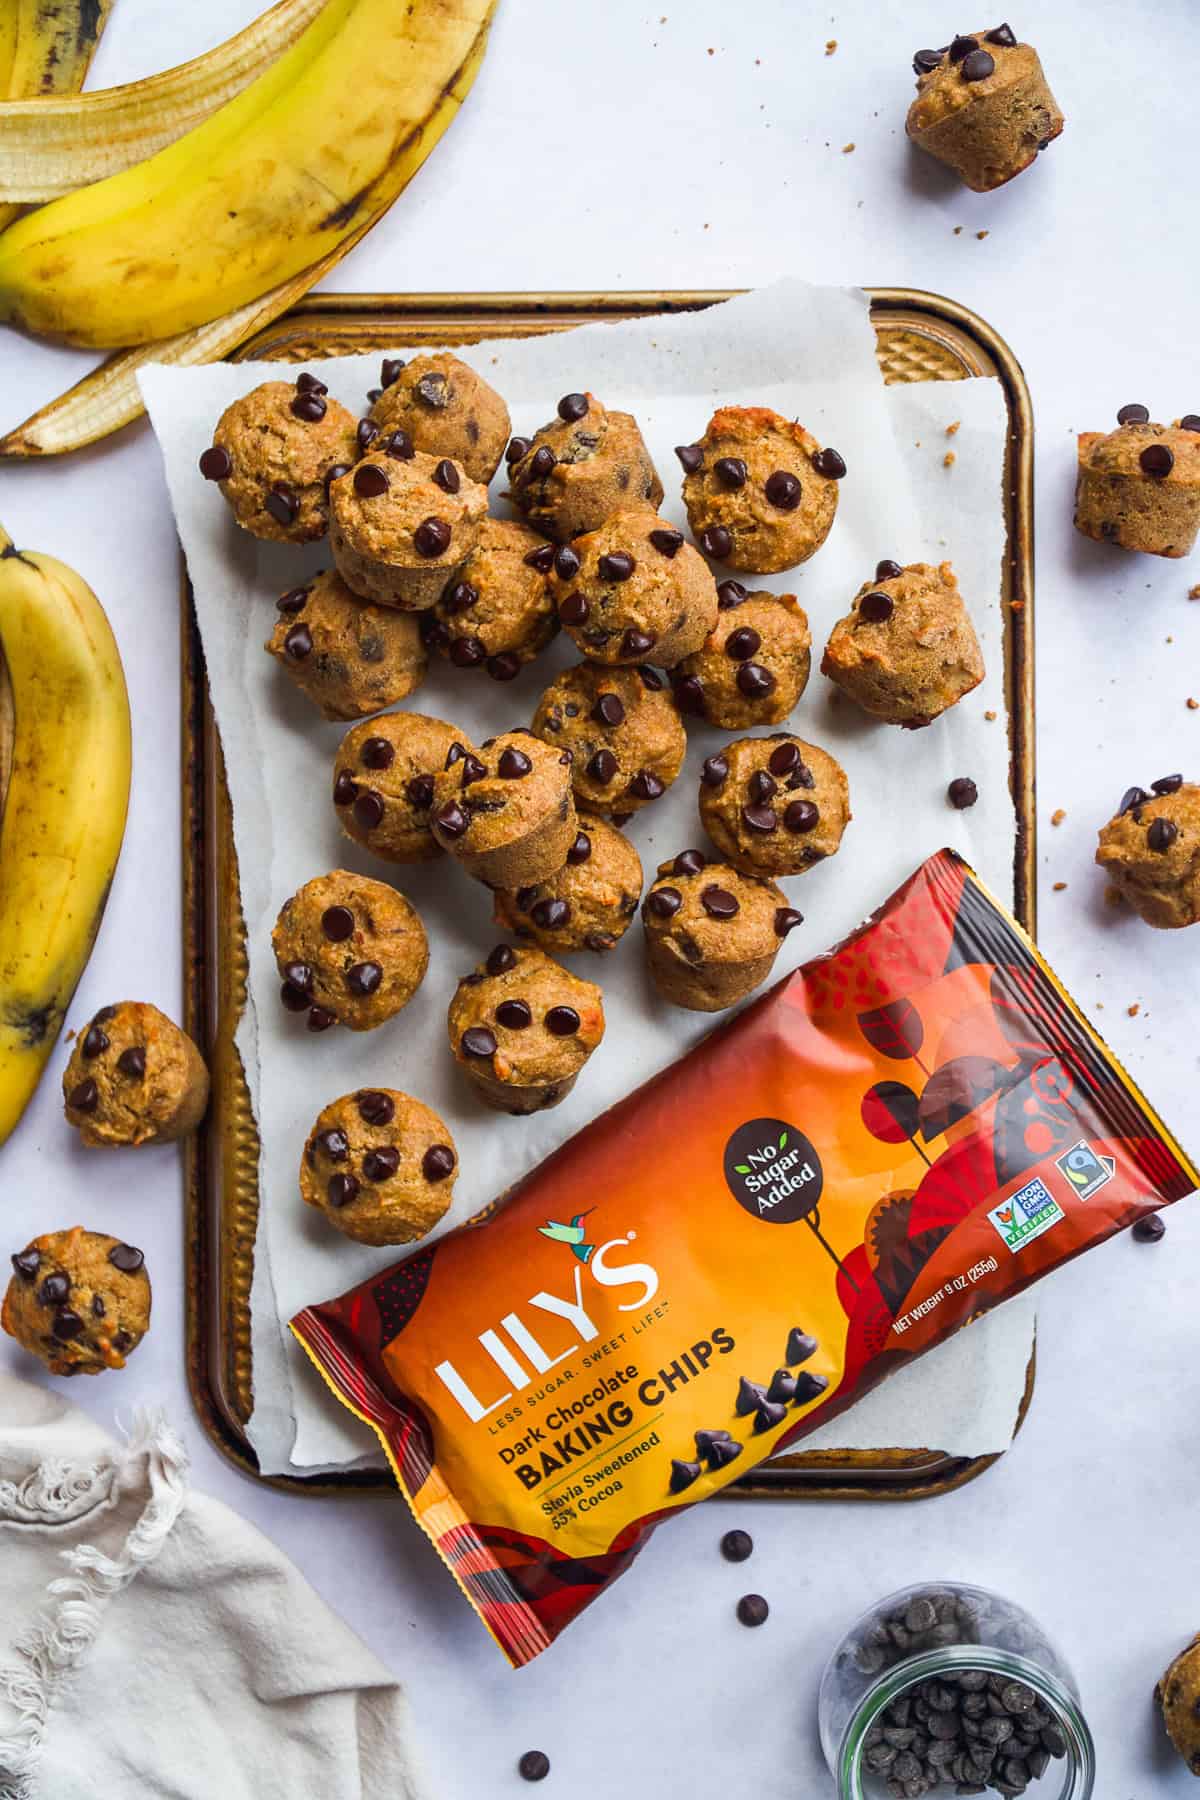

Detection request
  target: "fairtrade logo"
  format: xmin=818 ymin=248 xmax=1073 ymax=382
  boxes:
xmin=1054 ymin=1138 xmax=1116 ymax=1201
xmin=537 ymin=1211 xmax=596 ymax=1264
xmin=986 ymin=1176 xmax=1064 ymax=1254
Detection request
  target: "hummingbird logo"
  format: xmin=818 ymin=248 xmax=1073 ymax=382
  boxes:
xmin=537 ymin=1211 xmax=596 ymax=1264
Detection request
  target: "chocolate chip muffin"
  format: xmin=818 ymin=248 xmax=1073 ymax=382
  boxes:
xmin=199 ymin=374 xmax=358 ymax=544
xmin=423 ymin=517 xmax=558 ymax=679
xmin=328 ymin=442 xmax=488 ymax=609
xmin=272 ymin=871 xmax=428 ymax=1032
xmin=906 ymin=28 xmax=1063 ymax=192
xmin=678 ymin=407 xmax=844 ymax=574
xmin=1074 ymin=408 xmax=1200 ymax=558
xmin=366 ymin=352 xmax=511 ymax=485
xmin=492 ymin=819 xmax=644 ymax=956
xmin=3 ymin=1228 xmax=150 ymax=1376
xmin=506 ymin=392 xmax=664 ymax=542
xmin=333 ymin=711 xmax=472 ymax=864
xmin=1095 ymin=777 xmax=1200 ymax=929
xmin=1157 ymin=1634 xmax=1200 ymax=1777
xmin=430 ymin=729 xmax=576 ymax=888
xmin=671 ymin=583 xmax=811 ymax=728
xmin=821 ymin=560 xmax=984 ymax=728
xmin=266 ymin=569 xmax=426 ymax=721
xmin=532 ymin=661 xmax=686 ymax=819
xmin=641 ymin=851 xmax=800 ymax=1012
xmin=300 ymin=1088 xmax=457 ymax=1246
xmin=699 ymin=735 xmax=851 ymax=877
xmin=549 ymin=507 xmax=719 ymax=667
xmin=62 ymin=1002 xmax=209 ymax=1148
xmin=447 ymin=943 xmax=605 ymax=1113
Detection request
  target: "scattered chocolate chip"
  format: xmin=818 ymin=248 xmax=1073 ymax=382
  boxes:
xmin=649 ymin=528 xmax=684 ymax=557
xmin=701 ymin=753 xmax=729 ymax=787
xmin=1180 ymin=415 xmax=1200 ymax=434
xmin=307 ymin=1006 xmax=336 ymax=1032
xmin=1140 ymin=443 xmax=1175 ymax=477
xmin=961 ymin=47 xmax=995 ymax=79
xmin=82 ymin=1024 xmax=109 ymax=1059
xmin=646 ymin=886 xmax=682 ymax=919
xmin=295 ymin=371 xmax=328 ymax=396
xmin=717 ymin=579 xmax=748 ymax=609
xmin=742 ymin=805 xmax=778 ymax=834
xmin=414 ymin=373 xmax=448 ymax=410
xmin=265 ymin=483 xmax=299 ymax=526
xmin=735 ymin=1376 xmax=766 ymax=1416
xmin=1120 ymin=785 xmax=1150 ymax=814
xmin=599 ymin=551 xmax=635 ymax=582
xmin=675 ymin=444 xmax=704 ymax=473
xmin=116 ymin=1046 xmax=146 ymax=1079
xmin=462 ymin=1026 xmax=498 ymax=1058
xmin=621 ymin=628 xmax=655 ymax=658
xmin=380 ymin=357 xmax=405 ymax=388
xmin=754 ymin=1399 xmax=788 ymax=1433
xmin=382 ymin=429 xmax=415 ymax=461
xmin=859 ymin=590 xmax=895 ymax=623
xmin=913 ymin=47 xmax=943 ymax=73
xmin=39 ymin=1272 xmax=70 ymax=1305
xmin=68 ymin=1079 xmax=98 ymax=1113
xmin=291 ymin=391 xmax=326 ymax=422
xmin=673 ymin=849 xmax=707 ymax=876
xmin=949 ymin=33 xmax=978 ymax=59
xmin=766 ymin=1367 xmax=797 ymax=1402
xmin=414 ymin=518 xmax=452 ymax=557
xmin=354 ymin=463 xmax=389 ymax=498
xmin=559 ymin=592 xmax=589 ymax=627
xmin=700 ymin=525 xmax=732 ymax=559
xmin=591 ymin=692 xmax=626 ymax=727
xmin=557 ymin=392 xmax=589 ymax=422
xmin=530 ymin=446 xmax=556 ymax=478
xmin=669 ymin=1458 xmax=701 ymax=1493
xmin=432 ymin=458 xmax=460 ymax=494
xmin=496 ymin=998 xmax=533 ymax=1030
xmin=11 ymin=1250 xmax=40 ymax=1281
xmin=1133 ymin=1214 xmax=1166 ymax=1242
xmin=518 ymin=1751 xmax=551 ymax=1783
xmin=672 ymin=673 xmax=706 ymax=716
xmin=486 ymin=945 xmax=517 ymax=975
xmin=773 ymin=907 xmax=804 ymax=940
xmin=52 ymin=1308 xmax=85 ymax=1342
xmin=875 ymin=559 xmax=904 ymax=581
xmin=785 ymin=1327 xmax=818 ymax=1364
xmin=793 ymin=1370 xmax=829 ymax=1403
xmin=357 ymin=1091 xmax=395 ymax=1126
xmin=507 ymin=436 xmax=532 ymax=465
xmin=1117 ymin=403 xmax=1150 ymax=425
xmin=714 ymin=456 xmax=748 ymax=490
xmin=545 ymin=1006 xmax=580 ymax=1036
xmin=725 ymin=626 xmax=761 ymax=661
xmin=315 ymin=1128 xmax=349 ymax=1161
xmin=701 ymin=885 xmax=739 ymax=919
xmin=449 ymin=635 xmax=487 ymax=668
xmin=737 ymin=663 xmax=777 ymax=699
xmin=703 ymin=1434 xmax=743 ymax=1472
xmin=764 ymin=469 xmax=802 ymax=511
xmin=737 ymin=1594 xmax=769 ymax=1627
xmin=363 ymin=1146 xmax=400 ymax=1183
xmin=497 ymin=747 xmax=533 ymax=780
xmin=721 ymin=1528 xmax=754 ymax=1562
xmin=327 ymin=1173 xmax=360 ymax=1208
xmin=333 ymin=770 xmax=358 ymax=807
xmin=1148 ymin=816 xmax=1179 ymax=851
xmin=487 ymin=652 xmax=522 ymax=681
xmin=346 ymin=962 xmax=383 ymax=996
xmin=199 ymin=445 xmax=231 ymax=481
xmin=985 ymin=22 xmax=1017 ymax=45
xmin=109 ymin=1243 xmax=145 ymax=1274
xmin=283 ymin=622 xmax=312 ymax=660
xmin=948 ymin=777 xmax=979 ymax=809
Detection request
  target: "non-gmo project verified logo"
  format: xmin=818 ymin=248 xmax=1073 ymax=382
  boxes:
xmin=987 ymin=1176 xmax=1064 ymax=1254
xmin=1054 ymin=1139 xmax=1116 ymax=1202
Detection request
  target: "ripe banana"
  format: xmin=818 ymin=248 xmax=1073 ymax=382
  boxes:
xmin=0 ymin=0 xmax=497 ymax=350
xmin=0 ymin=526 xmax=131 ymax=1146
xmin=0 ymin=0 xmax=325 ymax=204
xmin=0 ymin=0 xmax=115 ymax=232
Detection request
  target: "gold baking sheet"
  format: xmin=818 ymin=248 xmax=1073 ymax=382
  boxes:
xmin=181 ymin=289 xmax=1036 ymax=1495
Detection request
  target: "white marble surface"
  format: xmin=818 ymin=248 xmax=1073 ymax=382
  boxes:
xmin=2 ymin=1 xmax=1199 ymax=1792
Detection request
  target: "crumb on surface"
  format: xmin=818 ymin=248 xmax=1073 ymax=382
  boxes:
xmin=945 ymin=421 xmax=960 ymax=437
xmin=842 ymin=142 xmax=855 ymax=153
xmin=1051 ymin=808 xmax=1066 ymax=827
xmin=1052 ymin=881 xmax=1068 ymax=892
xmin=1189 ymin=584 xmax=1200 ymax=600
xmin=1128 ymin=1003 xmax=1141 ymax=1017
xmin=976 ymin=230 xmax=989 ymax=240
xmin=1189 ymin=697 xmax=1199 ymax=710
xmin=984 ymin=709 xmax=997 ymax=721
xmin=825 ymin=38 xmax=837 ymax=53
xmin=943 ymin=451 xmax=956 ymax=468
xmin=953 ymin=225 xmax=963 ymax=235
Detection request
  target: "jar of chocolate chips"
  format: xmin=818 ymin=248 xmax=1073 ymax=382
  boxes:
xmin=818 ymin=1582 xmax=1095 ymax=1799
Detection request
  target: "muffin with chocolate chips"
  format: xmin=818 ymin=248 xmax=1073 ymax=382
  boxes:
xmin=448 ymin=943 xmax=605 ymax=1113
xmin=366 ymin=352 xmax=511 ymax=486
xmin=549 ymin=507 xmax=719 ymax=667
xmin=266 ymin=569 xmax=426 ymax=721
xmin=3 ymin=1228 xmax=150 ymax=1376
xmin=492 ymin=819 xmax=644 ymax=956
xmin=641 ymin=851 xmax=799 ymax=1012
xmin=699 ymin=735 xmax=851 ymax=878
xmin=423 ymin=517 xmax=558 ymax=679
xmin=1074 ymin=408 xmax=1200 ymax=558
xmin=328 ymin=442 xmax=488 ymax=609
xmin=200 ymin=374 xmax=358 ymax=544
xmin=333 ymin=711 xmax=473 ymax=863
xmin=907 ymin=27 xmax=1063 ymax=193
xmin=672 ymin=583 xmax=811 ymax=727
xmin=1096 ymin=776 xmax=1200 ymax=928
xmin=506 ymin=392 xmax=663 ymax=542
xmin=532 ymin=661 xmax=686 ymax=819
xmin=272 ymin=871 xmax=428 ymax=1032
xmin=679 ymin=407 xmax=844 ymax=574
xmin=62 ymin=1002 xmax=209 ymax=1148
xmin=1157 ymin=1633 xmax=1200 ymax=1778
xmin=300 ymin=1088 xmax=457 ymax=1246
xmin=821 ymin=560 xmax=984 ymax=727
xmin=430 ymin=729 xmax=577 ymax=887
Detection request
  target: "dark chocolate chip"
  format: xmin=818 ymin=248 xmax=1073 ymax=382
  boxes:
xmin=875 ymin=559 xmax=904 ymax=581
xmin=283 ymin=622 xmax=312 ymax=660
xmin=82 ymin=1024 xmax=109 ymax=1059
xmin=52 ymin=1308 xmax=85 ymax=1341
xmin=414 ymin=518 xmax=452 ymax=557
xmin=334 ymin=770 xmax=358 ymax=807
xmin=559 ymin=592 xmax=589 ymax=626
xmin=283 ymin=962 xmax=313 ymax=992
xmin=701 ymin=754 xmax=728 ymax=787
xmin=557 ymin=392 xmax=589 ymax=421
xmin=1140 ymin=444 xmax=1175 ymax=477
xmin=785 ymin=1327 xmax=818 ymax=1364
xmin=737 ymin=663 xmax=776 ymax=699
xmin=349 ymin=791 xmax=386 ymax=836
xmin=592 ymin=692 xmax=626 ymax=727
xmin=774 ymin=906 xmax=804 ymax=938
xmin=291 ymin=392 xmax=326 ymax=422
xmin=913 ymin=47 xmax=943 ymax=73
xmin=649 ymin=528 xmax=684 ymax=557
xmin=672 ymin=673 xmax=706 ymax=716
xmin=599 ymin=551 xmax=635 ymax=582
xmin=265 ymin=483 xmax=299 ymax=526
xmin=717 ymin=579 xmax=748 ymax=609
xmin=295 ymin=371 xmax=328 ymax=396
xmin=1152 ymin=773 xmax=1184 ymax=794
xmin=432 ymin=458 xmax=460 ymax=494
xmin=363 ymin=1146 xmax=400 ymax=1182
xmin=735 ymin=1376 xmax=766 ymax=1416
xmin=812 ymin=447 xmax=847 ymax=479
xmin=948 ymin=777 xmax=979 ymax=809
xmin=1180 ymin=415 xmax=1200 ymax=434
xmin=496 ymin=998 xmax=533 ymax=1030
xmin=460 ymin=753 xmax=488 ymax=785
xmin=92 ymin=1293 xmax=106 ymax=1317
xmin=545 ymin=1005 xmax=580 ymax=1036
xmin=768 ymin=742 xmax=800 ymax=776
xmin=404 ymin=774 xmax=435 ymax=812
xmin=621 ymin=628 xmax=655 ymax=658
xmin=675 ymin=444 xmax=704 ymax=473
xmin=646 ymin=886 xmax=682 ymax=919
xmin=366 ymin=389 xmax=382 ymax=405
xmin=112 ymin=1330 xmax=134 ymax=1352
xmin=486 ymin=944 xmax=517 ymax=975
xmin=487 ymin=652 xmax=522 ymax=681
xmin=567 ymin=832 xmax=592 ymax=864
xmin=327 ymin=1173 xmax=360 ymax=1208
xmin=354 ymin=463 xmax=389 ymax=498
xmin=498 ymin=747 xmax=533 ymax=779
xmin=703 ymin=1435 xmax=742 ymax=1472
xmin=199 ymin=445 xmax=231 ymax=481
xmin=524 ymin=544 xmax=556 ymax=575
xmin=764 ymin=469 xmax=802 ymax=511
xmin=700 ymin=525 xmax=732 ymax=559
xmin=949 ymin=33 xmax=978 ymax=59
xmin=507 ymin=436 xmax=532 ymax=465
xmin=532 ymin=898 xmax=571 ymax=930
xmin=669 ymin=1458 xmax=701 ymax=1493
xmin=721 ymin=1528 xmax=754 ymax=1562
xmin=714 ymin=456 xmax=748 ymax=490
xmin=415 ymin=373 xmax=449 ymax=410
xmin=381 ymin=357 xmax=405 ymax=388
xmin=357 ymin=1090 xmax=395 ymax=1125
xmin=518 ymin=1751 xmax=551 ymax=1783
xmin=742 ymin=805 xmax=778 ymax=834
xmin=784 ymin=799 xmax=820 ymax=836
xmin=436 ymin=799 xmax=468 ymax=837
xmin=359 ymin=737 xmax=395 ymax=773
xmin=1148 ymin=816 xmax=1179 ymax=851
xmin=859 ymin=590 xmax=895 ymax=623
xmin=382 ymin=429 xmax=415 ymax=461
xmin=315 ymin=1128 xmax=349 ymax=1161
xmin=701 ymin=885 xmax=739 ymax=919
xmin=109 ymin=1243 xmax=145 ymax=1274
xmin=276 ymin=586 xmax=311 ymax=614
xmin=68 ymin=1078 xmax=98 ymax=1113
xmin=423 ymin=1144 xmax=456 ymax=1182
xmin=322 ymin=904 xmax=356 ymax=942
xmin=551 ymin=547 xmax=581 ymax=583
xmin=754 ymin=1399 xmax=788 ymax=1433
xmin=766 ymin=1367 xmax=797 ymax=1402
xmin=673 ymin=849 xmax=706 ymax=876
xmin=1133 ymin=1214 xmax=1166 ymax=1242
xmin=748 ymin=770 xmax=777 ymax=803
xmin=280 ymin=981 xmax=311 ymax=1012
xmin=1117 ymin=403 xmax=1150 ymax=425
xmin=725 ymin=626 xmax=761 ymax=661
xmin=587 ymin=748 xmax=619 ymax=784
xmin=39 ymin=1272 xmax=70 ymax=1305
xmin=11 ymin=1250 xmax=40 ymax=1281
xmin=737 ymin=1594 xmax=769 ymax=1627
xmin=985 ymin=22 xmax=1017 ymax=45
xmin=346 ymin=961 xmax=383 ymax=996
xmin=585 ymin=932 xmax=615 ymax=952
xmin=530 ymin=446 xmax=556 ymax=478
xmin=116 ymin=1046 xmax=146 ymax=1079
xmin=462 ymin=1026 xmax=498 ymax=1058
xmin=1119 ymin=785 xmax=1150 ymax=814
xmin=449 ymin=634 xmax=487 ymax=668
xmin=307 ymin=1007 xmax=336 ymax=1032
xmin=793 ymin=1371 xmax=829 ymax=1403
xmin=628 ymin=770 xmax=665 ymax=801
xmin=961 ymin=47 xmax=995 ymax=80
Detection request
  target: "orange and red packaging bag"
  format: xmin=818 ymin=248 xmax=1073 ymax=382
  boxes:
xmin=293 ymin=851 xmax=1195 ymax=1666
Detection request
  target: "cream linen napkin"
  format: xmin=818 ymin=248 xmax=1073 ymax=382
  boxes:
xmin=0 ymin=1374 xmax=424 ymax=1800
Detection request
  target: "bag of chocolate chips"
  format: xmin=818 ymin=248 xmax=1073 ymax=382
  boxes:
xmin=293 ymin=850 xmax=1196 ymax=1666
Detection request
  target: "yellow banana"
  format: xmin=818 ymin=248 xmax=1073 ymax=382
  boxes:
xmin=0 ymin=525 xmax=131 ymax=1146
xmin=0 ymin=0 xmax=115 ymax=232
xmin=0 ymin=0 xmax=497 ymax=349
xmin=0 ymin=0 xmax=325 ymax=204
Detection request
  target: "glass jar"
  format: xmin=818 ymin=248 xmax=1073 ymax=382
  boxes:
xmin=818 ymin=1581 xmax=1095 ymax=1799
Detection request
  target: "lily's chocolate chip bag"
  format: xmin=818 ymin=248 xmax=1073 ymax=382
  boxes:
xmin=292 ymin=852 xmax=1196 ymax=1666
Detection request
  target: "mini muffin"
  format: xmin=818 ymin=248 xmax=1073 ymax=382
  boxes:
xmin=430 ymin=729 xmax=577 ymax=887
xmin=265 ymin=569 xmax=426 ymax=721
xmin=366 ymin=352 xmax=511 ymax=485
xmin=272 ymin=871 xmax=428 ymax=1032
xmin=821 ymin=560 xmax=984 ymax=727
xmin=641 ymin=850 xmax=800 ymax=1012
xmin=492 ymin=819 xmax=644 ymax=956
xmin=906 ymin=28 xmax=1063 ymax=193
xmin=300 ymin=1088 xmax=457 ymax=1246
xmin=62 ymin=1002 xmax=209 ymax=1148
xmin=672 ymin=583 xmax=811 ymax=727
xmin=506 ymin=392 xmax=664 ymax=542
xmin=678 ymin=406 xmax=845 ymax=574
xmin=1095 ymin=777 xmax=1200 ymax=928
xmin=447 ymin=943 xmax=605 ymax=1113
xmin=1074 ymin=409 xmax=1200 ymax=558
xmin=532 ymin=661 xmax=686 ymax=818
xmin=199 ymin=374 xmax=358 ymax=544
xmin=699 ymin=735 xmax=851 ymax=877
xmin=328 ymin=441 xmax=488 ymax=609
xmin=1157 ymin=1633 xmax=1200 ymax=1778
xmin=333 ymin=711 xmax=473 ymax=863
xmin=3 ymin=1228 xmax=150 ymax=1376
xmin=423 ymin=517 xmax=558 ymax=679
xmin=549 ymin=507 xmax=719 ymax=667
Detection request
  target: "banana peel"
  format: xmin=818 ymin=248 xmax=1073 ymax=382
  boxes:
xmin=0 ymin=0 xmax=115 ymax=232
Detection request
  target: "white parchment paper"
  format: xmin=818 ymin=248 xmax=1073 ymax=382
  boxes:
xmin=141 ymin=281 xmax=1034 ymax=1476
